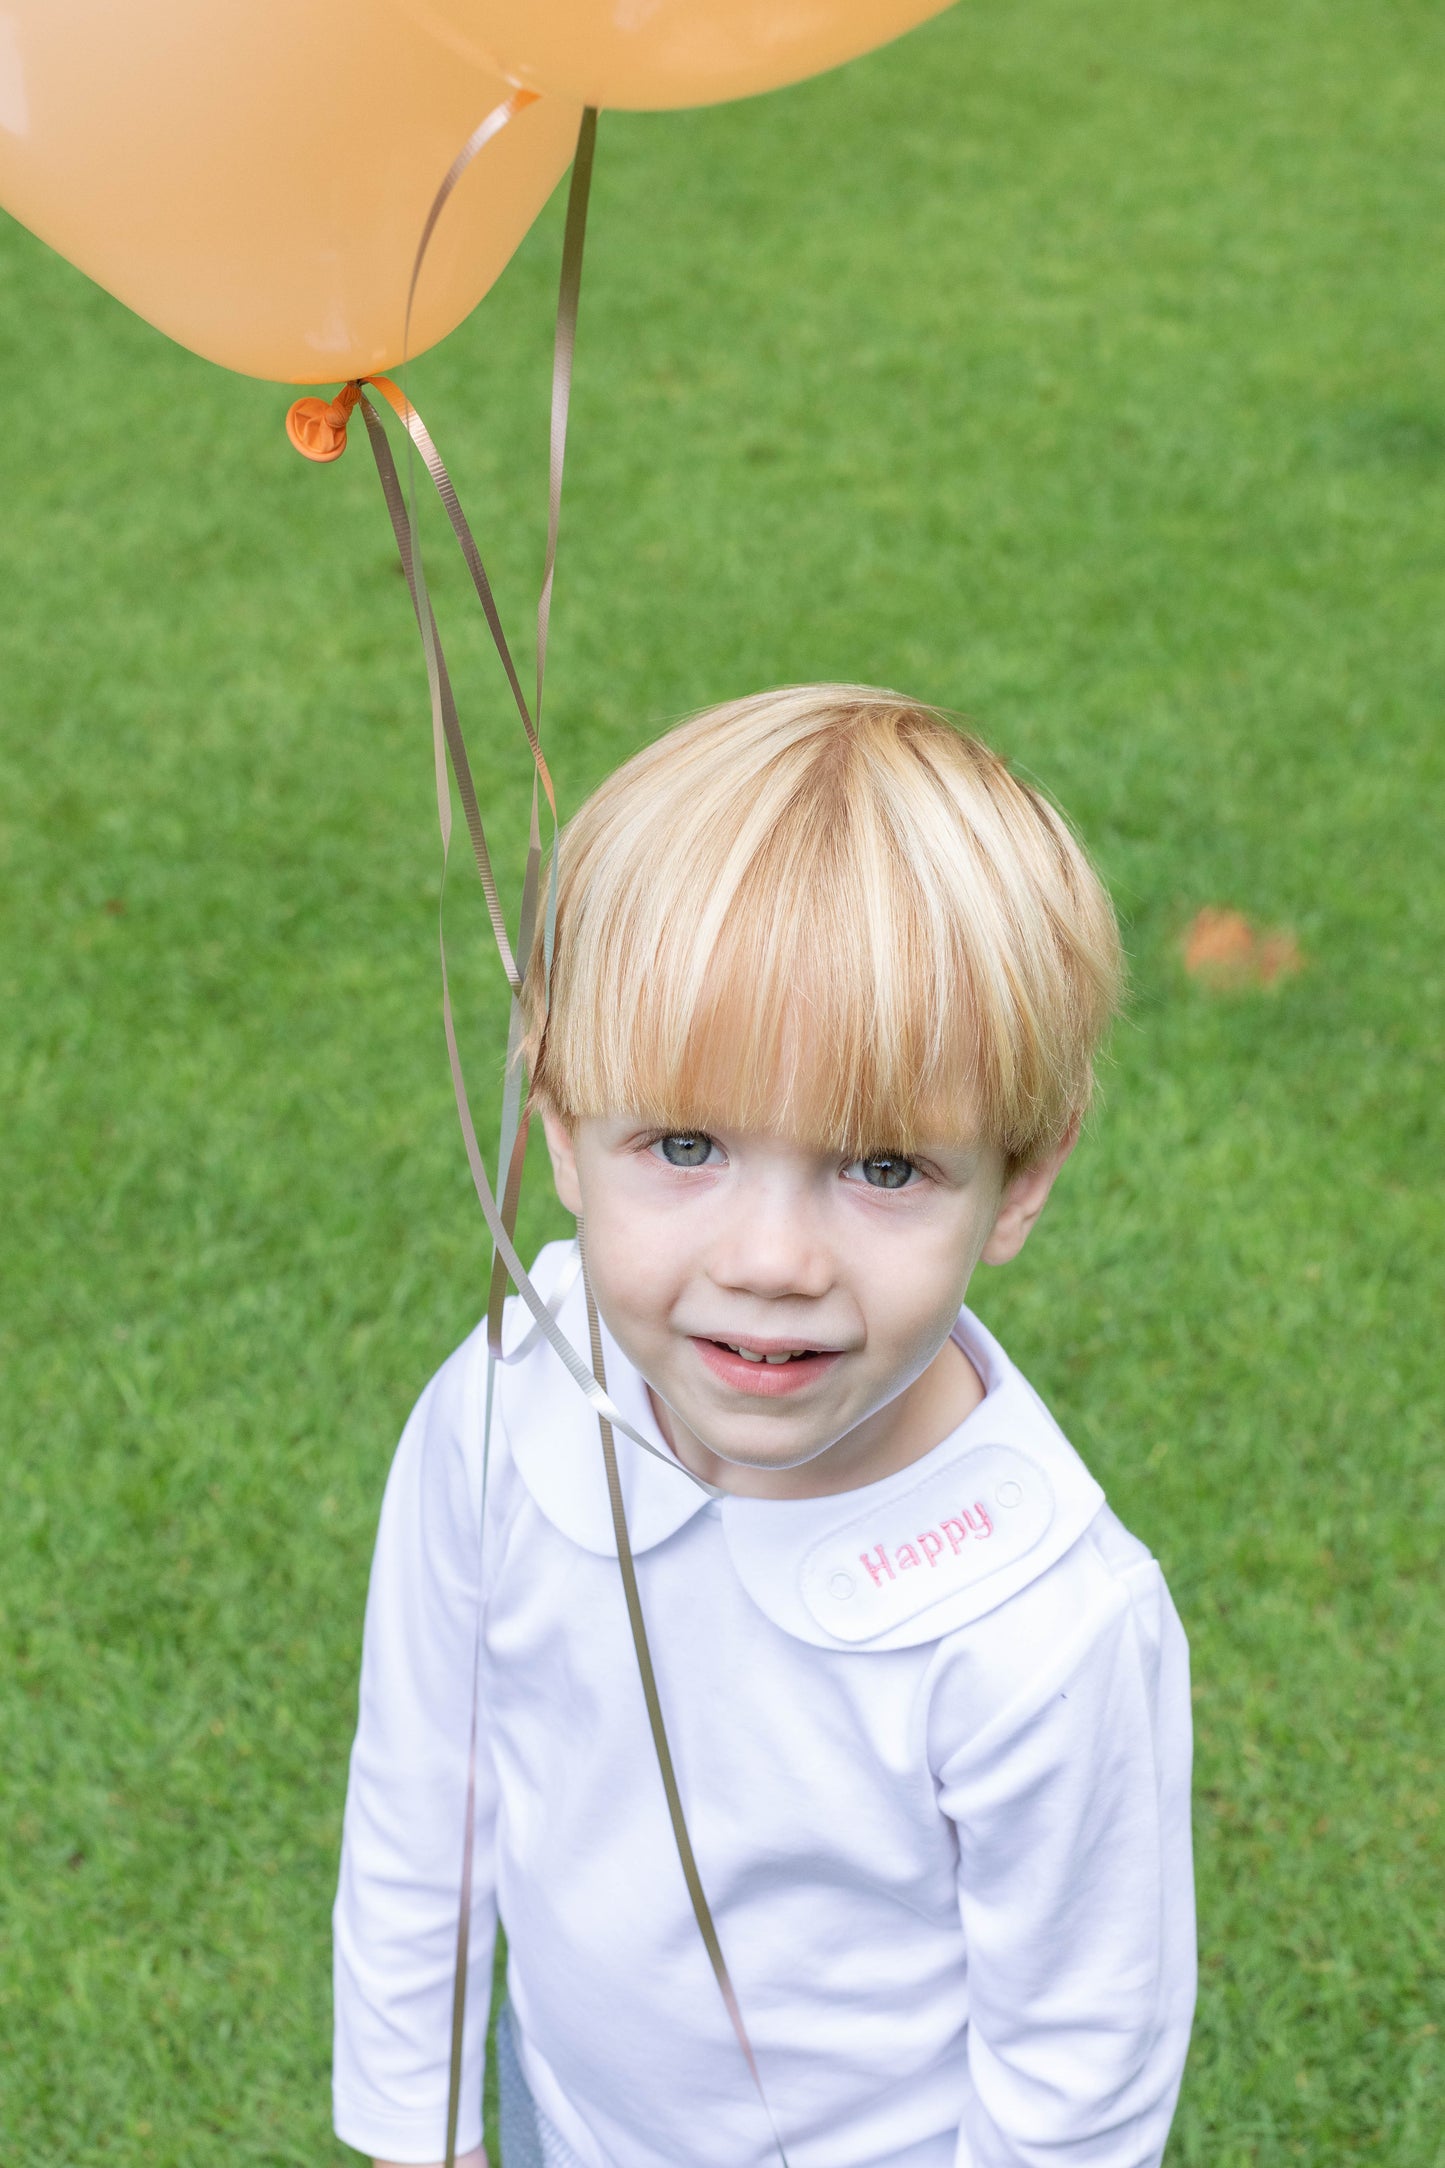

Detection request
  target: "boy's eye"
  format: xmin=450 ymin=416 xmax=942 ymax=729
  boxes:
xmin=848 ymin=1153 xmax=917 ymax=1190
xmin=657 ymin=1133 xmax=715 ymax=1168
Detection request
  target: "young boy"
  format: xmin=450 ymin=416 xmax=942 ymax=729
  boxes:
xmin=333 ymin=685 xmax=1195 ymax=2168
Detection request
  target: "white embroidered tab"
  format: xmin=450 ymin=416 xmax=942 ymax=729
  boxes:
xmin=799 ymin=1444 xmax=1054 ymax=1644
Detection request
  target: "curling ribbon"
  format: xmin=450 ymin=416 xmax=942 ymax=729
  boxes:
xmin=290 ymin=100 xmax=790 ymax=2168
xmin=587 ymin=1267 xmax=795 ymax=2168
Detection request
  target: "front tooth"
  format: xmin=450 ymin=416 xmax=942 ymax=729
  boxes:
xmin=732 ymin=1345 xmax=765 ymax=1363
xmin=764 ymin=1352 xmax=795 ymax=1365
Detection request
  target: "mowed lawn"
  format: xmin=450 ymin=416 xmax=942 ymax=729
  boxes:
xmin=1 ymin=0 xmax=1441 ymax=2161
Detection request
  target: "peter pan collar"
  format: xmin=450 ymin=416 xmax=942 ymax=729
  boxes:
xmin=499 ymin=1246 xmax=1105 ymax=1649
xmin=498 ymin=1243 xmax=711 ymax=1559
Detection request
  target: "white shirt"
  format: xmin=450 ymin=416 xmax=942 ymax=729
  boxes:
xmin=334 ymin=1242 xmax=1195 ymax=2168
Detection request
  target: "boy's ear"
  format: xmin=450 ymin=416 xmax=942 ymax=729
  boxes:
xmin=980 ymin=1120 xmax=1079 ymax=1267
xmin=540 ymin=1104 xmax=583 ymax=1217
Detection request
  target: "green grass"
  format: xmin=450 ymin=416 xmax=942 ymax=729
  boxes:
xmin=2 ymin=0 xmax=1441 ymax=2159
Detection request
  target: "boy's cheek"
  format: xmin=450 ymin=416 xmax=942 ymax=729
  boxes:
xmin=581 ymin=1232 xmax=672 ymax=1356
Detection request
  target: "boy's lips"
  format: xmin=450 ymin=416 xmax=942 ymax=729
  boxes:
xmin=690 ymin=1336 xmax=844 ymax=1397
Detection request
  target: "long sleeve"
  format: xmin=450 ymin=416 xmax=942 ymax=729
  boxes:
xmin=333 ymin=1330 xmax=499 ymax=2163
xmin=934 ymin=1518 xmax=1196 ymax=2168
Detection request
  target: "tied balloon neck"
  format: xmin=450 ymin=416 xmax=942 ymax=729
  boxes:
xmin=286 ymin=380 xmax=364 ymax=463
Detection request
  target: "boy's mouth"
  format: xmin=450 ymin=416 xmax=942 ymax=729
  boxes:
xmin=691 ymin=1337 xmax=842 ymax=1396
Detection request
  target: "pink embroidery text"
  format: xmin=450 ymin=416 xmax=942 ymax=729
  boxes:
xmin=859 ymin=1503 xmax=993 ymax=1588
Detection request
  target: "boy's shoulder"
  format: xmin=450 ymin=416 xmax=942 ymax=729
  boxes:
xmin=386 ymin=1241 xmax=590 ymax=1540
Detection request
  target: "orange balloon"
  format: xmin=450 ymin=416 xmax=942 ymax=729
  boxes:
xmin=0 ymin=0 xmax=582 ymax=382
xmin=446 ymin=0 xmax=956 ymax=110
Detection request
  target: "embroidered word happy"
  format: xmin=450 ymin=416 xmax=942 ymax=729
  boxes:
xmin=796 ymin=1443 xmax=1068 ymax=1645
xmin=859 ymin=1503 xmax=993 ymax=1587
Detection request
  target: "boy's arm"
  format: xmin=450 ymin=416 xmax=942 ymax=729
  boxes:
xmin=935 ymin=1533 xmax=1196 ymax=2168
xmin=333 ymin=1336 xmax=502 ymax=2166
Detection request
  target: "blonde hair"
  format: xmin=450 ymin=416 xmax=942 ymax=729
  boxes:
xmin=526 ymin=685 xmax=1121 ymax=1167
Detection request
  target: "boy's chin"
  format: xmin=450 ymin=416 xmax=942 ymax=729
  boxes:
xmin=657 ymin=1398 xmax=845 ymax=1486
xmin=646 ymin=1372 xmax=868 ymax=1491
xmin=704 ymin=1431 xmax=834 ymax=1475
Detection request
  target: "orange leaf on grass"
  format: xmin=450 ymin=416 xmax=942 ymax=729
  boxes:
xmin=1183 ymin=908 xmax=1304 ymax=988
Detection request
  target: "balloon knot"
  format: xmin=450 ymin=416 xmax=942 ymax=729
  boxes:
xmin=286 ymin=380 xmax=363 ymax=463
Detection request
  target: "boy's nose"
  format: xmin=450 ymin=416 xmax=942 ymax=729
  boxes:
xmin=707 ymin=1179 xmax=835 ymax=1301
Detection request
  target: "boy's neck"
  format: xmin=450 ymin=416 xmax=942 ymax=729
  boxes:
xmin=648 ymin=1335 xmax=986 ymax=1501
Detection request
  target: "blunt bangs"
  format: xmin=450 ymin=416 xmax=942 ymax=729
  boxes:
xmin=526 ymin=687 xmax=1121 ymax=1167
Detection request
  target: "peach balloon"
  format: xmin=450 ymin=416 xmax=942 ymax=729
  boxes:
xmin=451 ymin=0 xmax=956 ymax=110
xmin=0 ymin=0 xmax=582 ymax=382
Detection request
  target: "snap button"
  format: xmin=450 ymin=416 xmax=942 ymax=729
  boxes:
xmin=828 ymin=1571 xmax=856 ymax=1600
xmin=996 ymin=1480 xmax=1023 ymax=1508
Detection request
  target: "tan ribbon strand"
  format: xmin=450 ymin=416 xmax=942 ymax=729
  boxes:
xmin=402 ymin=89 xmax=540 ymax=365
xmin=536 ymin=107 xmax=598 ymax=991
xmin=392 ymin=105 xmax=528 ymax=2168
xmin=485 ymin=1107 xmax=532 ymax=1353
xmin=444 ymin=1635 xmax=484 ymax=2168
xmin=354 ymin=111 xmax=672 ymax=1463
xmin=369 ymin=371 xmax=557 ymax=820
xmin=357 ymin=390 xmax=523 ymax=989
xmin=585 ymin=1270 xmax=793 ymax=2168
xmin=495 ymin=1239 xmax=583 ymax=1368
xmin=351 ymin=99 xmax=779 ymax=2165
xmin=480 ymin=106 xmax=597 ymax=1357
xmin=536 ymin=106 xmax=597 ymax=739
xmin=396 ymin=85 xmax=557 ymax=803
xmin=358 ymin=104 xmax=609 ymax=2166
xmin=487 ymin=796 xmax=542 ymax=1361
